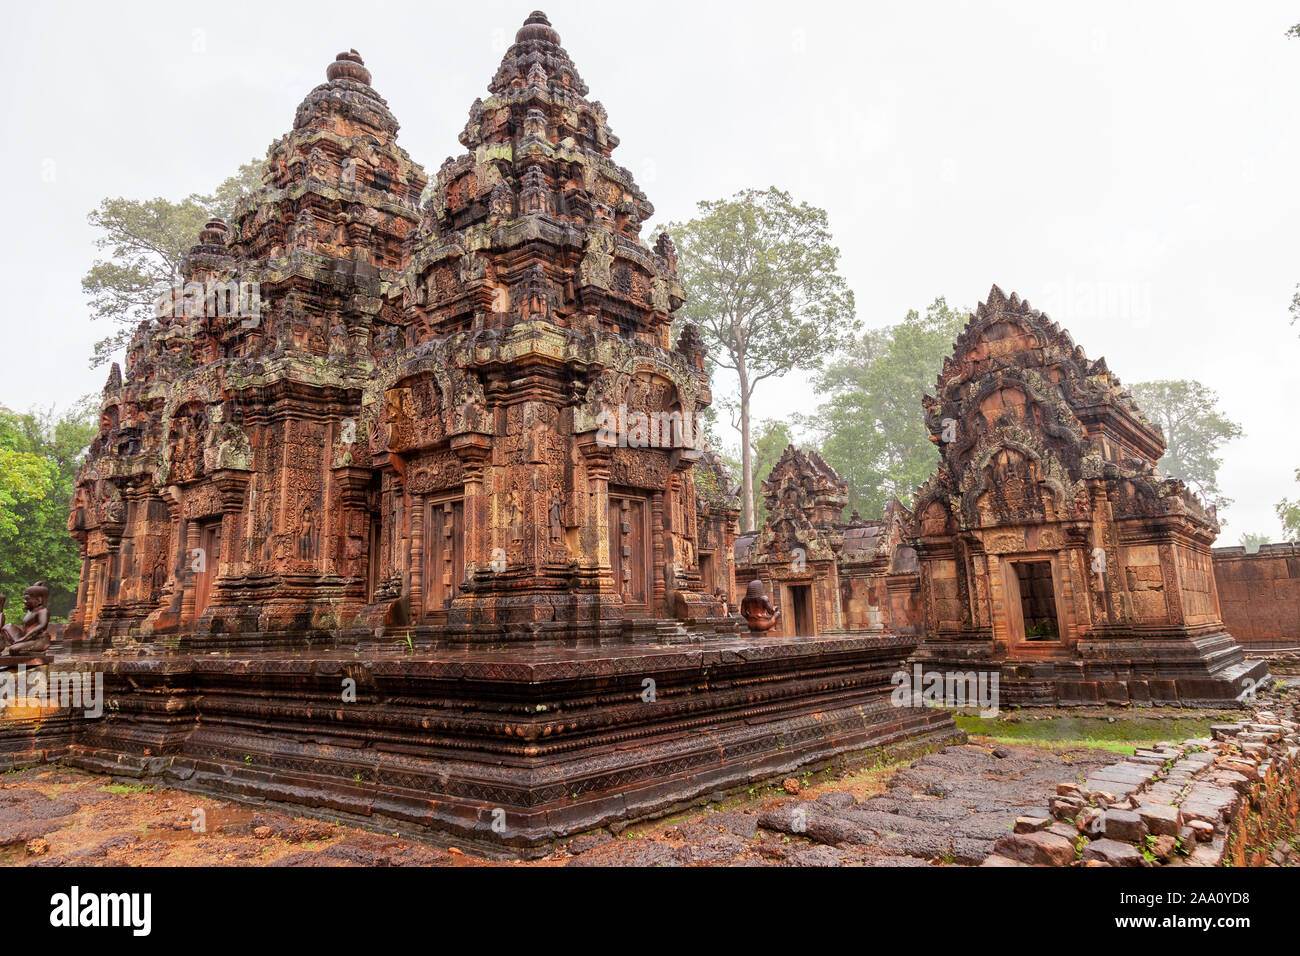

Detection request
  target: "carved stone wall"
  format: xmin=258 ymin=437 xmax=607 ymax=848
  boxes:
xmin=67 ymin=19 xmax=729 ymax=645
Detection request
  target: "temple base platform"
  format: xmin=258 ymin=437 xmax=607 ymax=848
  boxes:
xmin=911 ymin=630 xmax=1271 ymax=708
xmin=2 ymin=631 xmax=962 ymax=858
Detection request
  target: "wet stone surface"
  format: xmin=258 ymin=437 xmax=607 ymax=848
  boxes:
xmin=0 ymin=742 xmax=1116 ymax=868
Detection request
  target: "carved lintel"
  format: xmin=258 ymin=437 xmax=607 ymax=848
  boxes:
xmin=333 ymin=466 xmax=372 ymax=508
xmin=210 ymin=469 xmax=252 ymax=514
xmin=450 ymin=432 xmax=492 ymax=465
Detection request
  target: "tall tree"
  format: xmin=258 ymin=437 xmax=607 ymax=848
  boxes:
xmin=81 ymin=158 xmax=265 ymax=367
xmin=0 ymin=404 xmax=98 ymax=618
xmin=808 ymin=298 xmax=966 ymax=518
xmin=668 ymin=188 xmax=857 ymax=531
xmin=1129 ymin=380 xmax=1243 ymax=512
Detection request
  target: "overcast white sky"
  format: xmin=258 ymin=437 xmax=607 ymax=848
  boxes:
xmin=1 ymin=1 xmax=1297 ymax=538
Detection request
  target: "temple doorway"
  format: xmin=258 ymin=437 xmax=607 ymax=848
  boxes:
xmin=1011 ymin=559 xmax=1060 ymax=642
xmin=699 ymin=553 xmax=716 ymax=593
xmin=424 ymin=497 xmax=464 ymax=616
xmin=786 ymin=583 xmax=815 ymax=636
xmin=194 ymin=519 xmax=222 ymax=619
xmin=608 ymin=492 xmax=651 ymax=614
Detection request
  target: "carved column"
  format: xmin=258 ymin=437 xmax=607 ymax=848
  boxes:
xmin=409 ymin=492 xmax=425 ymax=620
xmin=212 ymin=470 xmax=251 ymax=582
xmin=574 ymin=433 xmax=614 ymax=590
xmin=179 ymin=511 xmax=201 ymax=626
xmin=651 ymin=491 xmax=665 ymax=613
xmin=451 ymin=433 xmax=492 ymax=578
xmin=334 ymin=466 xmax=372 ymax=591
xmin=1158 ymin=540 xmax=1185 ymax=628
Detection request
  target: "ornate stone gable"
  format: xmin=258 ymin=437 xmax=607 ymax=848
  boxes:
xmin=911 ymin=284 xmax=1216 ymax=537
xmin=751 ymin=445 xmax=847 ymax=565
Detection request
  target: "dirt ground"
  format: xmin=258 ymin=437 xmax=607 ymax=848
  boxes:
xmin=0 ymin=735 xmax=1122 ymax=867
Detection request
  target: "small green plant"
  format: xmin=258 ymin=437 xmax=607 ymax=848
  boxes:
xmin=101 ymin=783 xmax=151 ymax=795
xmin=1142 ymin=834 xmax=1159 ymax=863
xmin=244 ymin=754 xmax=253 ymax=766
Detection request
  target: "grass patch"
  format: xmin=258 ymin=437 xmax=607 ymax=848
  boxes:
xmin=99 ymin=783 xmax=153 ymax=795
xmin=968 ymin=734 xmax=1141 ymax=755
xmin=955 ymin=713 xmax=1218 ymax=746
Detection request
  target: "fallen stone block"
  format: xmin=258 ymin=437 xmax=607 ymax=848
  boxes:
xmin=1102 ymin=809 xmax=1148 ymax=843
xmin=1014 ymin=816 xmax=1050 ymax=834
xmin=1137 ymin=803 xmax=1182 ymax=836
xmin=1082 ymin=838 xmax=1144 ymax=867
xmin=992 ymin=830 xmax=1077 ymax=867
xmin=1151 ymin=834 xmax=1179 ymax=862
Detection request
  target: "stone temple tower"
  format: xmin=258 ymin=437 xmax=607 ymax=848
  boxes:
xmin=362 ymin=10 xmax=720 ymax=638
xmin=67 ymin=15 xmax=726 ymax=646
xmin=53 ymin=14 xmax=957 ymax=855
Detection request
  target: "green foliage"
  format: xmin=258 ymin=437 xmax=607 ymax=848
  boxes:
xmin=748 ymin=419 xmax=794 ymax=530
xmin=1237 ymin=532 xmax=1270 ymax=553
xmin=807 ymin=298 xmax=965 ymax=518
xmin=1128 ymin=380 xmax=1244 ymax=512
xmin=81 ymin=159 xmax=265 ymax=368
xmin=199 ymin=159 xmax=266 ymax=222
xmin=668 ymin=187 xmax=858 ymax=531
xmin=1278 ymin=469 xmax=1300 ymax=542
xmin=0 ymin=405 xmax=97 ymax=619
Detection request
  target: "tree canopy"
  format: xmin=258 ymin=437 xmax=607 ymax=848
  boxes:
xmin=807 ymin=298 xmax=966 ymax=519
xmin=1129 ymin=380 xmax=1243 ymax=513
xmin=668 ymin=187 xmax=857 ymax=531
xmin=82 ymin=158 xmax=265 ymax=367
xmin=0 ymin=405 xmax=97 ymax=619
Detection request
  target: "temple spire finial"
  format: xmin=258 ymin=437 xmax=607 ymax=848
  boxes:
xmin=326 ymin=49 xmax=371 ymax=86
xmin=516 ymin=10 xmax=561 ymax=45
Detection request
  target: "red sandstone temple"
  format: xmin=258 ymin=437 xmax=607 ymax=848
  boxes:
xmin=67 ymin=25 xmax=739 ymax=647
xmin=37 ymin=14 xmax=1272 ymax=857
xmin=736 ymin=287 xmax=1269 ymax=706
xmin=38 ymin=13 xmax=957 ymax=855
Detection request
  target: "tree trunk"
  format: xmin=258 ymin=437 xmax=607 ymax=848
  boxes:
xmin=738 ymin=364 xmax=754 ymax=532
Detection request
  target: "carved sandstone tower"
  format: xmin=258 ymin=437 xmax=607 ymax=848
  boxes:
xmin=50 ymin=18 xmax=958 ymax=855
xmin=369 ymin=10 xmax=719 ymax=638
xmin=67 ymin=48 xmax=428 ymax=645
xmin=67 ymin=19 xmax=726 ymax=646
xmin=907 ymin=286 xmax=1268 ymax=705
